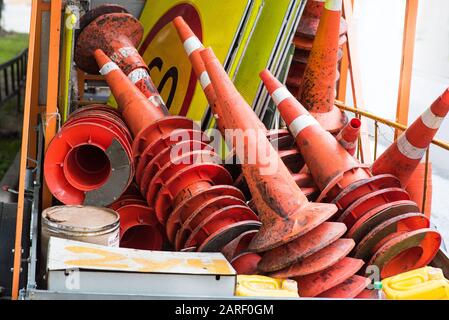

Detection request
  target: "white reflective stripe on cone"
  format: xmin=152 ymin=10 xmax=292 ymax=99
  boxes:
xmin=199 ymin=71 xmax=211 ymax=90
xmin=110 ymin=47 xmax=138 ymax=64
xmin=99 ymin=62 xmax=119 ymax=75
xmin=271 ymin=87 xmax=294 ymax=105
xmin=128 ymin=68 xmax=149 ymax=84
xmin=183 ymin=36 xmax=203 ymax=56
xmin=289 ymin=114 xmax=320 ymax=138
xmin=421 ymin=107 xmax=444 ymax=129
xmin=396 ymin=134 xmax=427 ymax=160
xmin=118 ymin=47 xmax=138 ymax=58
xmin=338 ymin=137 xmax=356 ymax=150
xmin=148 ymin=95 xmax=164 ymax=107
xmin=325 ymin=0 xmax=342 ymax=11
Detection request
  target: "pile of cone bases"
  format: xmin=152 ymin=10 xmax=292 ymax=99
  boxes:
xmin=42 ymin=1 xmax=449 ymax=299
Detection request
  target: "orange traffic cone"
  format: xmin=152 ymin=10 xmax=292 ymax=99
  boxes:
xmin=296 ymin=0 xmax=326 ymax=38
xmin=257 ymin=221 xmax=348 ymax=273
xmin=261 ymin=69 xmax=442 ymax=279
xmin=372 ymin=88 xmax=449 ymax=187
xmin=44 ymin=104 xmax=134 ymax=205
xmin=405 ymin=162 xmax=432 ymax=219
xmin=94 ymin=49 xmax=261 ymax=253
xmin=287 ymin=0 xmax=347 ymax=97
xmin=200 ymin=47 xmax=338 ymax=253
xmin=173 ymin=16 xmax=267 ymax=135
xmin=93 ymin=49 xmax=165 ymax=137
xmin=172 ymin=16 xmax=228 ymax=135
xmin=201 ymin=48 xmax=367 ymax=298
xmin=108 ymin=184 xmax=164 ymax=251
xmin=261 ymin=69 xmax=372 ymax=201
xmin=294 ymin=257 xmax=364 ymax=297
xmin=336 ymin=118 xmax=361 ymax=156
xmin=296 ymin=0 xmax=348 ymax=39
xmin=75 ymin=4 xmax=169 ymax=115
xmin=317 ymin=275 xmax=371 ymax=298
xmin=297 ymin=0 xmax=347 ymax=133
xmin=173 ymin=16 xmax=312 ymax=203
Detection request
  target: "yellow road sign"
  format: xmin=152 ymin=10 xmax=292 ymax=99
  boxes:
xmin=138 ymin=0 xmax=253 ymax=122
xmin=234 ymin=0 xmax=304 ymax=112
xmin=204 ymin=0 xmax=304 ymax=128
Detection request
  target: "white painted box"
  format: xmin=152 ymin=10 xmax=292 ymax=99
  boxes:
xmin=46 ymin=237 xmax=237 ymax=297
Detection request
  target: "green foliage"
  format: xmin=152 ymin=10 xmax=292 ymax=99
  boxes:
xmin=0 ymin=32 xmax=29 ymax=64
xmin=0 ymin=137 xmax=20 ymax=180
xmin=0 ymin=30 xmax=28 ymax=180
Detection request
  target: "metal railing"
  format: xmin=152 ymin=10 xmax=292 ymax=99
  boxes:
xmin=335 ymin=100 xmax=449 ymax=214
xmin=0 ymin=48 xmax=28 ymax=110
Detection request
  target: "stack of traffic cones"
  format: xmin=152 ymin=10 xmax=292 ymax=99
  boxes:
xmin=44 ymin=104 xmax=134 ymax=206
xmin=261 ymin=70 xmax=445 ymax=280
xmin=173 ymin=16 xmax=322 ymax=272
xmin=109 ymin=183 xmax=164 ymax=250
xmin=73 ymin=5 xmax=263 ymax=255
xmin=201 ymin=46 xmax=369 ymax=298
xmin=92 ymin=47 xmax=261 ymax=254
xmin=287 ymin=0 xmax=347 ymax=111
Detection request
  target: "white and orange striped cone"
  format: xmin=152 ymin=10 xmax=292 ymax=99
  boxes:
xmin=75 ymin=4 xmax=169 ymax=115
xmin=372 ymin=88 xmax=449 ymax=187
xmin=405 ymin=162 xmax=432 ymax=219
xmin=172 ymin=16 xmax=227 ymax=135
xmin=336 ymin=118 xmax=361 ymax=156
xmin=172 ymin=17 xmax=316 ymax=200
xmin=287 ymin=0 xmax=347 ymax=97
xmin=261 ymin=69 xmax=441 ymax=280
xmin=297 ymin=0 xmax=347 ymax=133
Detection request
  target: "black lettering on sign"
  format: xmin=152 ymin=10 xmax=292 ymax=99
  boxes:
xmin=148 ymin=57 xmax=178 ymax=110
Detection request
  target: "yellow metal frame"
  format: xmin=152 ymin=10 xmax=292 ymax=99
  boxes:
xmin=10 ymin=0 xmax=443 ymax=299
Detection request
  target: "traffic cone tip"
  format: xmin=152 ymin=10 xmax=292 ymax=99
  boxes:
xmin=325 ymin=0 xmax=342 ymax=12
xmin=296 ymin=0 xmax=347 ymax=132
xmin=173 ymin=16 xmax=203 ymax=56
xmin=349 ymin=118 xmax=361 ymax=129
